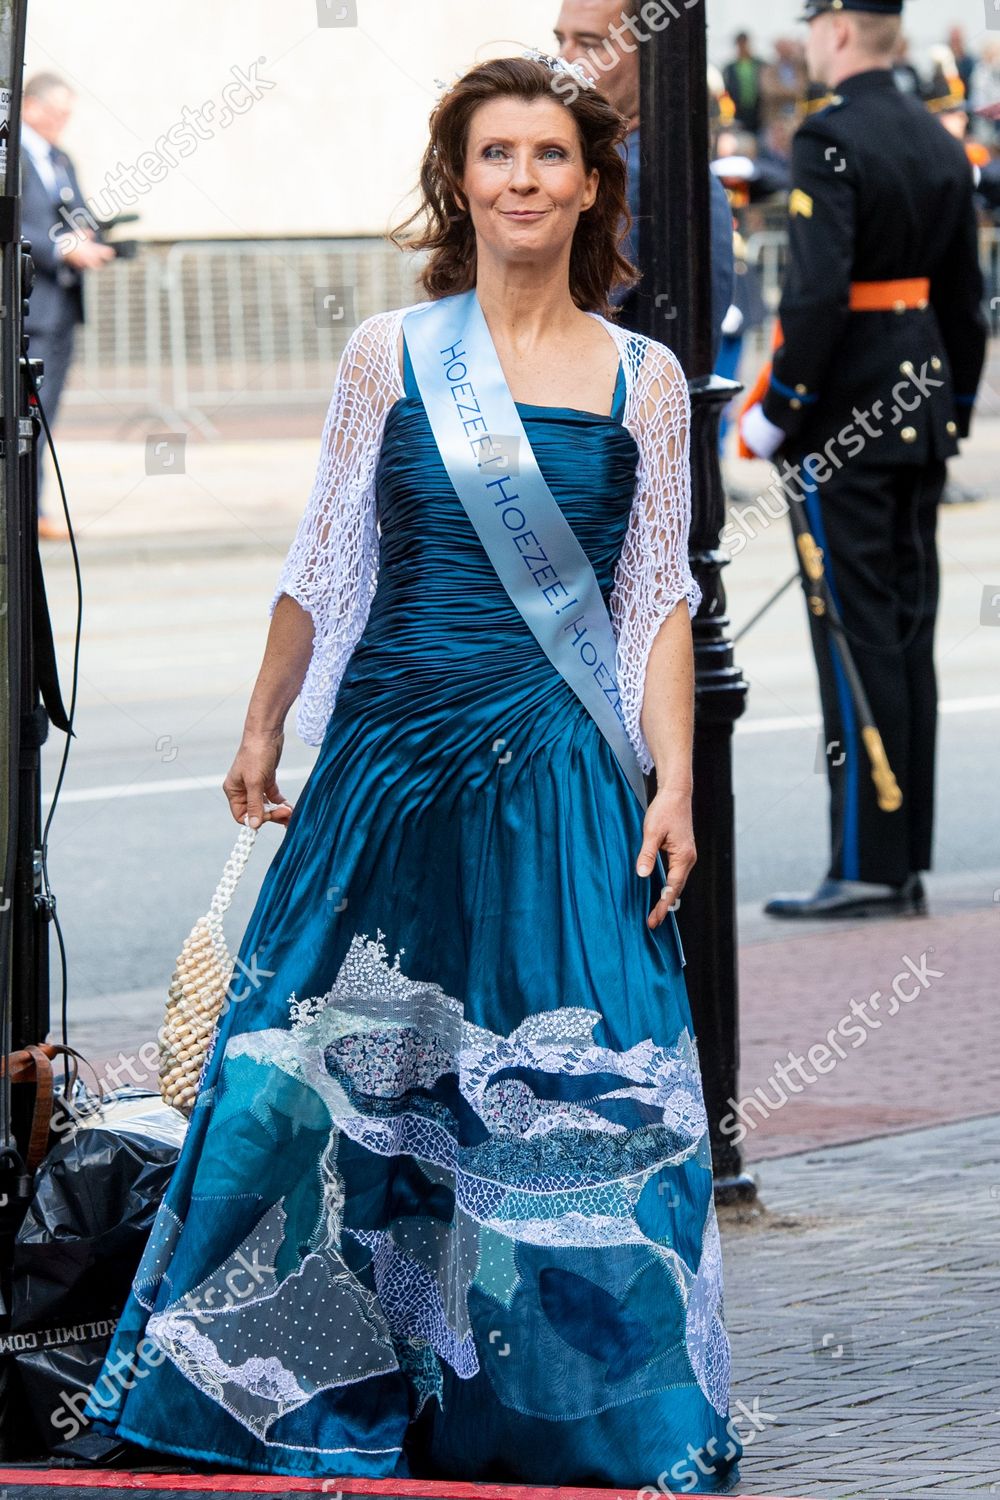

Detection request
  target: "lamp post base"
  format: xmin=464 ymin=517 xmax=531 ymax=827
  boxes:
xmin=678 ymin=374 xmax=755 ymax=1201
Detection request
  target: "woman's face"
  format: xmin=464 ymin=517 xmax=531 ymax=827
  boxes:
xmin=457 ymin=96 xmax=598 ymax=268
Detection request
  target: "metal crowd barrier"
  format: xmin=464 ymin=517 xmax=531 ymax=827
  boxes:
xmin=742 ymin=229 xmax=789 ymax=324
xmin=62 ymin=239 xmax=422 ymax=434
xmin=61 ymin=248 xmax=171 ymax=431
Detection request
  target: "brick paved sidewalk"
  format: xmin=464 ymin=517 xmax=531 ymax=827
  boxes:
xmin=735 ymin=894 xmax=1000 ymax=1162
xmin=721 ymin=1113 xmax=1000 ymax=1498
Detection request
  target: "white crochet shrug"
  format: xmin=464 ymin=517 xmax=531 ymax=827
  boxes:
xmin=270 ymin=301 xmax=702 ymax=775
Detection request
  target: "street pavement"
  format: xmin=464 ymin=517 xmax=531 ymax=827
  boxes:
xmin=723 ymin=1114 xmax=1000 ymax=1498
xmin=21 ymin=400 xmax=1000 ymax=1498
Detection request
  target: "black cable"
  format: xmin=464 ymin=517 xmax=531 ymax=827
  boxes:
xmin=24 ymin=355 xmax=83 ymax=1074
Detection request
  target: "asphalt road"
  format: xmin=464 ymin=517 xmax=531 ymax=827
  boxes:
xmin=35 ymin=482 xmax=1000 ymax=1068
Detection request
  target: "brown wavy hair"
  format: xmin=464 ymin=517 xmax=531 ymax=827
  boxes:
xmin=390 ymin=56 xmax=638 ymax=317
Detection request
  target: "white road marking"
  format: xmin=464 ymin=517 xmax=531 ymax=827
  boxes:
xmin=737 ymin=694 xmax=1000 ymax=736
xmin=44 ymin=765 xmax=313 ymax=806
xmin=42 ymin=694 xmax=1000 ymax=804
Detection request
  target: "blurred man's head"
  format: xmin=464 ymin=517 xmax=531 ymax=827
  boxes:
xmin=804 ymin=10 xmax=901 ymax=89
xmin=554 ymin=0 xmax=639 ymax=126
xmin=735 ymin=32 xmax=753 ymax=59
xmin=762 ymin=114 xmax=796 ymax=159
xmin=23 ymin=73 xmax=75 ymax=144
xmin=715 ymin=128 xmax=758 ymax=160
xmin=947 ymin=27 xmax=965 ymax=59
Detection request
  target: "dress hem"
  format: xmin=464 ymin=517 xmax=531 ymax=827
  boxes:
xmin=93 ymin=1417 xmax=405 ymax=1480
xmin=93 ymin=1417 xmax=740 ymax=1493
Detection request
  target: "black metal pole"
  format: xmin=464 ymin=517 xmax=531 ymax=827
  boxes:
xmin=632 ymin=3 xmax=754 ymax=1202
xmin=1 ymin=1 xmax=30 ymax=1058
xmin=2 ymin=0 xmax=50 ymax=1058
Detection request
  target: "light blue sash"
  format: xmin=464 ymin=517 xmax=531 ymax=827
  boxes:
xmin=402 ymin=291 xmax=685 ymax=963
xmin=403 ymin=289 xmax=647 ymax=808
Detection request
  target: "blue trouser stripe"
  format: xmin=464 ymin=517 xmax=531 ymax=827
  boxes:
xmin=801 ymin=468 xmax=860 ymax=881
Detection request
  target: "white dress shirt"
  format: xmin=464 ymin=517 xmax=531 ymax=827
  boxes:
xmin=21 ymin=121 xmax=60 ymax=196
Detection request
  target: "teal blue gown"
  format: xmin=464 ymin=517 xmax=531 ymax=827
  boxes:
xmin=82 ymin=342 xmax=741 ymax=1493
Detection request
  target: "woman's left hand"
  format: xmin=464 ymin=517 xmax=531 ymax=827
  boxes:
xmin=635 ymin=787 xmax=697 ymax=930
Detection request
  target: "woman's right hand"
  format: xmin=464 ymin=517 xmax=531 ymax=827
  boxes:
xmin=223 ymin=729 xmax=294 ymax=828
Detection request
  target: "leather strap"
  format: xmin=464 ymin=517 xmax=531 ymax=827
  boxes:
xmin=1 ymin=1039 xmax=60 ymax=1083
xmin=23 ymin=1044 xmax=55 ymax=1173
xmin=2 ymin=1041 xmax=103 ymax=1175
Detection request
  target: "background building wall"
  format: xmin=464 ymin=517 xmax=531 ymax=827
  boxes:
xmin=23 ymin=0 xmax=989 ymax=241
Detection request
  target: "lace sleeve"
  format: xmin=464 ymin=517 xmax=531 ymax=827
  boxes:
xmin=270 ymin=310 xmax=403 ymax=746
xmin=610 ymin=340 xmax=702 ymax=775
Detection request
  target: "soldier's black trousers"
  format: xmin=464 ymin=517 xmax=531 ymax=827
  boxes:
xmin=792 ymin=456 xmax=947 ymax=886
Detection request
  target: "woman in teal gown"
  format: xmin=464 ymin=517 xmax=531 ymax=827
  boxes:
xmin=82 ymin=55 xmax=741 ymax=1494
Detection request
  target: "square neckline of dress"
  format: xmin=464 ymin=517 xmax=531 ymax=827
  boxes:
xmin=398 ymin=331 xmax=627 ymax=425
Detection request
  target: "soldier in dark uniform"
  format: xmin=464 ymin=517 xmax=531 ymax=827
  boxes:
xmin=740 ymin=0 xmax=987 ymax=918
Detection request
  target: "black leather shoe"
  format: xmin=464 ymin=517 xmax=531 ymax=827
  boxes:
xmin=764 ymin=873 xmax=927 ymax=919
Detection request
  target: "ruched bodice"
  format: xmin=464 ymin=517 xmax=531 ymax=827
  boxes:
xmin=342 ymin=341 xmax=637 ymax=677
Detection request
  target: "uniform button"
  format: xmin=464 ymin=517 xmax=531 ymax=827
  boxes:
xmin=900 ymin=426 xmax=918 ymax=443
xmin=795 ymin=383 xmax=808 ymax=395
xmin=899 ymin=361 xmax=915 ymax=376
xmin=931 ymin=357 xmax=943 ymax=371
xmin=946 ymin=420 xmax=957 ymax=436
xmin=917 ymin=299 xmax=929 ymax=310
xmin=790 ymin=398 xmax=803 ymax=411
xmin=893 ymin=300 xmax=907 ymax=314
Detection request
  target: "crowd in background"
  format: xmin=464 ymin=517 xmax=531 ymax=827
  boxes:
xmin=713 ymin=23 xmax=1000 ymax=133
xmin=709 ymin=23 xmax=1000 ymax=217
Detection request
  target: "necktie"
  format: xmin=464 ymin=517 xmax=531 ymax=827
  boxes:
xmin=47 ymin=145 xmax=74 ymax=206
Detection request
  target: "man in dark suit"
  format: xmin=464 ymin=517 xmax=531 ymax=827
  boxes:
xmin=740 ymin=0 xmax=987 ymax=918
xmin=21 ymin=72 xmax=114 ymax=538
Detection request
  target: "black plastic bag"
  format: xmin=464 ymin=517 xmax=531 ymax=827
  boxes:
xmin=4 ymin=1087 xmax=186 ymax=1458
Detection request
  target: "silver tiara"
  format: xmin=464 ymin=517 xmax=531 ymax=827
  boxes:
xmin=522 ymin=48 xmax=597 ymax=90
xmin=434 ymin=48 xmax=596 ymax=101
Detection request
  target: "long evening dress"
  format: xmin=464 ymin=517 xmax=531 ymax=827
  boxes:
xmin=83 ymin=327 xmax=741 ymax=1493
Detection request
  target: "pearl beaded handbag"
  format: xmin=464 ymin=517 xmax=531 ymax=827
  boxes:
xmin=157 ymin=818 xmax=258 ymax=1115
